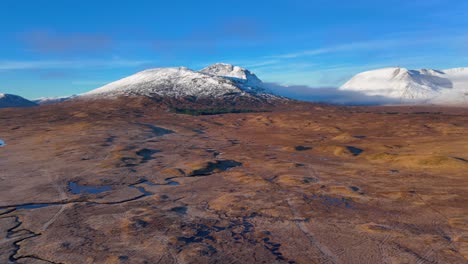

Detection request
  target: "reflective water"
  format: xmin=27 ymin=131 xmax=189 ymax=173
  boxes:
xmin=190 ymin=160 xmax=242 ymax=176
xmin=68 ymin=182 xmax=112 ymax=195
xmin=346 ymin=146 xmax=364 ymax=156
xmin=16 ymin=203 xmax=58 ymax=210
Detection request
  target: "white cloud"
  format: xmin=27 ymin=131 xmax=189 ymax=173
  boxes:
xmin=265 ymin=83 xmax=402 ymax=105
xmin=239 ymin=60 xmax=280 ymax=68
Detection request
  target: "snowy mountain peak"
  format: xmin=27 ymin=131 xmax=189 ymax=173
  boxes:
xmin=340 ymin=67 xmax=468 ymax=104
xmin=81 ymin=65 xmax=277 ymax=100
xmin=82 ymin=67 xmax=240 ymax=98
xmin=200 ymin=63 xmax=267 ymax=94
xmin=201 ymin=63 xmax=261 ymax=82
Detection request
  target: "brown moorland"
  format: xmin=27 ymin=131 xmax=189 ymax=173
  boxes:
xmin=0 ymin=98 xmax=467 ymax=263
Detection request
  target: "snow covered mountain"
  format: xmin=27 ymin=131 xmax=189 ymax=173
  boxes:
xmin=33 ymin=95 xmax=75 ymax=105
xmin=340 ymin=67 xmax=468 ymax=104
xmin=0 ymin=93 xmax=37 ymax=108
xmin=81 ymin=64 xmax=277 ymax=100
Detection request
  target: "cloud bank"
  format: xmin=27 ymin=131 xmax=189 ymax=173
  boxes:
xmin=265 ymin=83 xmax=402 ymax=105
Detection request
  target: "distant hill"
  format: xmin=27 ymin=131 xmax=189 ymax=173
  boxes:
xmin=0 ymin=93 xmax=37 ymax=108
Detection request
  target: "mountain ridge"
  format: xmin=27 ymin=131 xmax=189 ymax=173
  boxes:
xmin=33 ymin=95 xmax=76 ymax=105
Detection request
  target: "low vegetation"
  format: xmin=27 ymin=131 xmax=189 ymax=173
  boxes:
xmin=171 ymin=108 xmax=268 ymax=116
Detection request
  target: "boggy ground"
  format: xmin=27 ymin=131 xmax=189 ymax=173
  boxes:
xmin=0 ymin=98 xmax=467 ymax=263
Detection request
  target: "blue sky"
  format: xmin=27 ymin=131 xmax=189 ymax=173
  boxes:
xmin=1 ymin=0 xmax=467 ymax=99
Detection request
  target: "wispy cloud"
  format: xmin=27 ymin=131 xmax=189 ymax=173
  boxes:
xmin=152 ymin=18 xmax=267 ymax=55
xmin=264 ymin=33 xmax=468 ymax=60
xmin=0 ymin=59 xmax=153 ymax=70
xmin=239 ymin=60 xmax=280 ymax=68
xmin=265 ymin=39 xmax=406 ymax=59
xmin=19 ymin=30 xmax=113 ymax=54
xmin=37 ymin=70 xmax=77 ymax=80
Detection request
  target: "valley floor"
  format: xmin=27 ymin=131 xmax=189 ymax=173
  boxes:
xmin=0 ymin=100 xmax=467 ymax=263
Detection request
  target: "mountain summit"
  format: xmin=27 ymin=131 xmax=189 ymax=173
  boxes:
xmin=200 ymin=63 xmax=267 ymax=93
xmin=340 ymin=67 xmax=468 ymax=104
xmin=81 ymin=64 xmax=277 ymax=101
